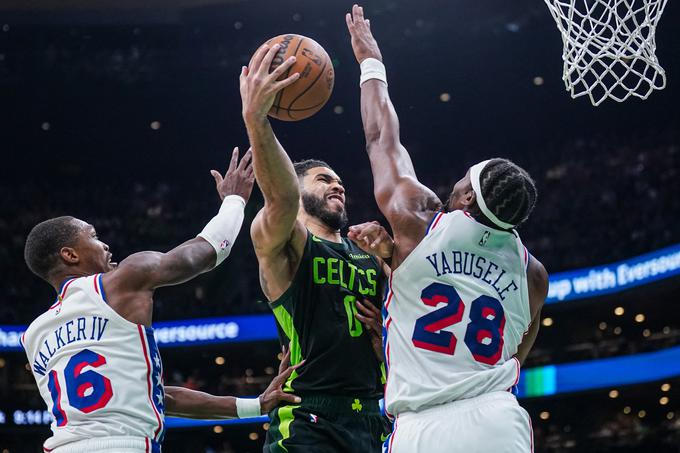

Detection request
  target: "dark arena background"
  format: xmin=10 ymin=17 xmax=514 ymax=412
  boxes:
xmin=2 ymin=0 xmax=680 ymax=452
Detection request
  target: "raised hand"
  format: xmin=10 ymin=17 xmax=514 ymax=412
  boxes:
xmin=348 ymin=221 xmax=394 ymax=259
xmin=211 ymin=147 xmax=255 ymax=202
xmin=240 ymin=44 xmax=300 ymax=121
xmin=345 ymin=4 xmax=383 ymax=63
xmin=355 ymin=299 xmax=384 ymax=362
xmin=258 ymin=349 xmax=303 ymax=414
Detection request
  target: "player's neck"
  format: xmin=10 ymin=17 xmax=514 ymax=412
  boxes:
xmin=49 ymin=271 xmax=95 ymax=293
xmin=300 ymin=214 xmax=342 ymax=243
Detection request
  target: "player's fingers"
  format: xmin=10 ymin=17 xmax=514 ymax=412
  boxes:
xmin=345 ymin=12 xmax=354 ymax=29
xmin=210 ymin=170 xmax=223 ymax=186
xmin=250 ymin=44 xmax=272 ymax=74
xmin=279 ymin=392 xmax=302 ymax=404
xmin=355 ymin=299 xmax=377 ymax=318
xmin=270 ymin=72 xmax=300 ymax=93
xmin=355 ymin=314 xmax=380 ymax=334
xmin=238 ymin=148 xmax=253 ymax=171
xmin=278 ymin=348 xmax=291 ymax=374
xmin=355 ymin=4 xmax=364 ymax=21
xmin=259 ymin=44 xmax=281 ymax=76
xmin=227 ymin=147 xmax=239 ymax=174
xmin=268 ymin=56 xmax=296 ymax=82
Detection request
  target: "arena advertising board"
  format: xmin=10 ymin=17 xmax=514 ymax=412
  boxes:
xmin=0 ymin=314 xmax=279 ymax=351
xmin=2 ymin=243 xmax=680 ymax=351
xmin=546 ymin=242 xmax=680 ymax=303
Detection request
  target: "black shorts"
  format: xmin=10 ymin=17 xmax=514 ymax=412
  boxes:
xmin=263 ymin=394 xmax=391 ymax=453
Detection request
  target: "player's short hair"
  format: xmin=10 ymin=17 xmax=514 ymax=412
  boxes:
xmin=293 ymin=159 xmax=333 ymax=178
xmin=24 ymin=216 xmax=81 ymax=281
xmin=478 ymin=159 xmax=537 ymax=227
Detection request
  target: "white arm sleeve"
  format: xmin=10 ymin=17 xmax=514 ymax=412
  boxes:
xmin=197 ymin=195 xmax=246 ymax=268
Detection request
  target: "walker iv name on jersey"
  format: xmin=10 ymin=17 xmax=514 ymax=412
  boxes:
xmin=31 ymin=316 xmax=110 ymax=376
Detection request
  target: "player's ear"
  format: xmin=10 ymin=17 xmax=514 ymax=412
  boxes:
xmin=461 ymin=189 xmax=475 ymax=208
xmin=59 ymin=246 xmax=80 ymax=265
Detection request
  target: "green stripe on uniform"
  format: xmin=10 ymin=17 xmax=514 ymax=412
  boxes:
xmin=276 ymin=405 xmax=300 ymax=452
xmin=272 ymin=305 xmax=303 ymax=392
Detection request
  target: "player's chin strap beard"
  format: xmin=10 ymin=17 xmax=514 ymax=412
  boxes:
xmin=469 ymin=160 xmax=516 ymax=230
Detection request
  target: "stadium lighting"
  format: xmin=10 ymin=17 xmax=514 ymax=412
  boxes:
xmin=638 ymin=410 xmax=647 ymax=418
xmin=542 ymin=317 xmax=554 ymax=327
xmin=598 ymin=322 xmax=607 ymax=330
xmin=623 ymin=406 xmax=631 ymax=414
xmin=215 ymin=356 xmax=225 ymax=365
xmin=661 ymin=383 xmax=671 ymax=392
xmin=539 ymin=411 xmax=550 ymax=420
xmin=213 ymin=426 xmax=223 ymax=434
xmin=614 ymin=306 xmax=625 ymax=316
xmin=609 ymin=389 xmax=619 ymax=399
xmin=660 ymin=397 xmax=669 ymax=405
xmin=249 ymin=432 xmax=259 ymax=440
xmin=635 ymin=314 xmax=645 ymax=323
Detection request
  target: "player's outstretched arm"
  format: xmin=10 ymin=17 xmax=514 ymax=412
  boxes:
xmin=164 ymin=350 xmax=302 ymax=419
xmin=104 ymin=148 xmax=254 ymax=292
xmin=515 ymin=256 xmax=549 ymax=365
xmin=346 ymin=5 xmax=441 ymax=225
xmin=240 ymin=44 xmax=306 ymax=257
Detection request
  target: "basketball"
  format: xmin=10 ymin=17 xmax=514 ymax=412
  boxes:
xmin=254 ymin=34 xmax=334 ymax=121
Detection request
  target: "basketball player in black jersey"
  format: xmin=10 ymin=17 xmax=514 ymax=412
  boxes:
xmin=240 ymin=43 xmax=391 ymax=452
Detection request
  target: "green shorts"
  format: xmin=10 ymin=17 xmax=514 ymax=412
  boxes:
xmin=263 ymin=394 xmax=391 ymax=453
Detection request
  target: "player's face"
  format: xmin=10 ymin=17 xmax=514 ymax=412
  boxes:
xmin=299 ymin=167 xmax=348 ymax=230
xmin=446 ymin=169 xmax=474 ymax=212
xmin=71 ymin=220 xmax=116 ymax=274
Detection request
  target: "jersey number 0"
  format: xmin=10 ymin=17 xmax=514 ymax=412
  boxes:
xmin=411 ymin=282 xmax=505 ymax=365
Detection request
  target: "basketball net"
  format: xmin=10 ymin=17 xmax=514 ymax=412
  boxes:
xmin=544 ymin=0 xmax=668 ymax=106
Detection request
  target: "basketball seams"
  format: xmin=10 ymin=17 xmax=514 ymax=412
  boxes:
xmin=273 ymin=36 xmax=306 ymax=116
xmin=285 ymin=59 xmax=330 ymax=120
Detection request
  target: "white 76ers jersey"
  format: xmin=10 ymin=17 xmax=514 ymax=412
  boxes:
xmin=383 ymin=210 xmax=531 ymax=417
xmin=22 ymin=274 xmax=165 ymax=453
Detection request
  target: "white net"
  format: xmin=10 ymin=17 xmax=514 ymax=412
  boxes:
xmin=544 ymin=0 xmax=668 ymax=106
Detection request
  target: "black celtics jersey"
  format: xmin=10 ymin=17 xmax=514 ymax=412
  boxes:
xmin=271 ymin=232 xmax=385 ymax=399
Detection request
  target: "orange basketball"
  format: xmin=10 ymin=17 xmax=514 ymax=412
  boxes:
xmin=253 ymin=34 xmax=334 ymax=121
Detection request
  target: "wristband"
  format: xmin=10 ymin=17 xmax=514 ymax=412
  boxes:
xmin=197 ymin=194 xmax=246 ymax=268
xmin=360 ymin=57 xmax=388 ymax=86
xmin=236 ymin=397 xmax=262 ymax=418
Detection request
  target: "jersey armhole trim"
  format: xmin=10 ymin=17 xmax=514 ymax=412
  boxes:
xmin=94 ymin=273 xmax=109 ymax=304
xmin=425 ymin=211 xmax=444 ymax=235
xmin=269 ymin=232 xmax=312 ymax=309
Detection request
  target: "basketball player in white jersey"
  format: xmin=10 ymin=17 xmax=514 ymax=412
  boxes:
xmin=21 ymin=149 xmax=301 ymax=453
xmin=346 ymin=5 xmax=549 ymax=452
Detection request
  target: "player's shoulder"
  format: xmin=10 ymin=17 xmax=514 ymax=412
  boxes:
xmin=526 ymin=253 xmax=549 ymax=299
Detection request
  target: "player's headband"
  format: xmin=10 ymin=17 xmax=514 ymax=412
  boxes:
xmin=469 ymin=160 xmax=516 ymax=230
